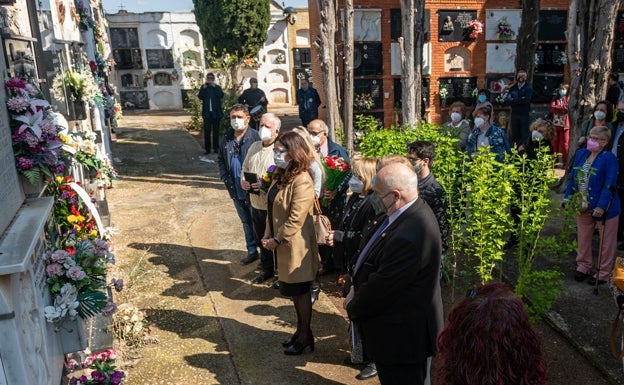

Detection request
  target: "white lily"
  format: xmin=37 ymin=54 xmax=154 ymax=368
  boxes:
xmin=14 ymin=109 xmax=44 ymax=138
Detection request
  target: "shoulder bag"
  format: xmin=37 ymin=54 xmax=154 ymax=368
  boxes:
xmin=313 ymin=196 xmax=332 ymax=245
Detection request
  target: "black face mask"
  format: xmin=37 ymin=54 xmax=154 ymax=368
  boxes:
xmin=617 ymin=111 xmax=624 ymax=123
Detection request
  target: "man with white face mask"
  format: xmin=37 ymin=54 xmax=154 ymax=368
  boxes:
xmin=241 ymin=113 xmax=282 ymax=283
xmin=218 ymin=104 xmax=261 ymax=265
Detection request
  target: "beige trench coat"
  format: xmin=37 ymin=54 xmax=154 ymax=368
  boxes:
xmin=271 ymin=172 xmax=320 ymax=283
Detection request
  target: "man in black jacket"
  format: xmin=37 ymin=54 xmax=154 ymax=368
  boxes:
xmin=238 ymin=78 xmax=267 ymax=130
xmin=198 ymin=73 xmax=224 ymax=154
xmin=345 ymin=163 xmax=443 ymax=385
xmin=407 ymin=141 xmax=449 ymax=253
xmin=218 ymin=104 xmax=261 ymax=264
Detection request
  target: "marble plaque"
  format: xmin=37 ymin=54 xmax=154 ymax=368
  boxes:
xmin=535 ymin=43 xmax=566 ymax=73
xmin=538 ymin=10 xmax=567 ymax=41
xmin=533 ymin=74 xmax=564 ymax=103
xmin=485 ymin=9 xmax=521 ymax=41
xmin=390 ymin=42 xmax=431 ymax=75
xmin=354 ymin=43 xmax=382 ymax=76
xmin=613 ymin=43 xmax=624 ymax=72
xmin=616 ymin=12 xmax=624 ymax=42
xmin=439 ymin=76 xmax=477 ymax=107
xmin=438 ymin=10 xmax=477 ymax=42
xmin=353 ymin=10 xmax=381 ymax=42
xmin=486 ymin=43 xmax=517 ymax=74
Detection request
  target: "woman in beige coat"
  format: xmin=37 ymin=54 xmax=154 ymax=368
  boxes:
xmin=262 ymin=131 xmax=320 ymax=355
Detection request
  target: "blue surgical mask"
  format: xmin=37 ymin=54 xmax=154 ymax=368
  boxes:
xmin=559 ymin=89 xmax=567 ymax=96
xmin=273 ymin=153 xmax=289 ymax=169
xmin=370 ymin=192 xmax=392 ymax=215
xmin=478 ymin=94 xmax=487 ymax=103
xmin=348 ymin=177 xmax=364 ymax=194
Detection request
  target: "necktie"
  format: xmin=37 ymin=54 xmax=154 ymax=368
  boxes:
xmin=353 ymin=217 xmax=389 ymax=274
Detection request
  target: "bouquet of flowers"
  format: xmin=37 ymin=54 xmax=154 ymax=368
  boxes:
xmin=5 ymin=77 xmax=69 ymax=184
xmin=552 ymin=50 xmax=567 ymax=66
xmin=464 ymin=19 xmax=484 ymax=39
xmin=259 ymin=164 xmax=276 ymax=192
xmin=67 ymin=349 xmax=125 ymax=385
xmin=439 ymin=84 xmax=449 ymax=100
xmin=354 ymin=92 xmax=374 ymax=110
xmin=242 ymin=57 xmax=260 ymax=68
xmin=52 ymin=68 xmax=103 ymax=106
xmin=75 ymin=0 xmax=95 ymax=30
xmin=51 ymin=175 xmax=100 ymax=247
xmin=320 ymin=155 xmax=351 ymax=206
xmin=497 ymin=17 xmax=515 ymax=40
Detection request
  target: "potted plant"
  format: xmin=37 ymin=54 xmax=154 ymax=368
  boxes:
xmin=439 ymin=84 xmax=449 ymax=106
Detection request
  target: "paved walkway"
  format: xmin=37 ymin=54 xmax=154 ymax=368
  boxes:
xmin=106 ymin=108 xmax=623 ymax=385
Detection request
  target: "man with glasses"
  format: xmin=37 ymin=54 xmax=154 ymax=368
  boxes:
xmin=307 ymin=119 xmax=351 ymax=275
xmin=345 ymin=162 xmax=443 ymax=385
xmin=218 ymin=104 xmax=261 ymax=265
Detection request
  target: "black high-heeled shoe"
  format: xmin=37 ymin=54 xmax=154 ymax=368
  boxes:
xmin=283 ymin=336 xmax=314 ymax=355
xmin=281 ymin=333 xmax=299 ymax=348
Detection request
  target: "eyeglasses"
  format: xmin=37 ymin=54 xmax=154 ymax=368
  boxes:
xmin=308 ymin=130 xmax=324 ymax=136
xmin=273 ymin=148 xmax=288 ymax=154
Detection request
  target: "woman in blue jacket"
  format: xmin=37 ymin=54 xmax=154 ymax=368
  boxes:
xmin=564 ymin=126 xmax=621 ymax=285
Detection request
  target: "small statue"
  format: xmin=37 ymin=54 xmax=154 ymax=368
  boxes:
xmin=442 ymin=16 xmax=454 ymax=32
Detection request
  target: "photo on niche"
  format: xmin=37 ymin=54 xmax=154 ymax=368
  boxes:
xmin=438 ymin=10 xmax=477 ymax=42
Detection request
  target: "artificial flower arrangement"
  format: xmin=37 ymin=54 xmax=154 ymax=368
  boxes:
xmin=5 ymin=77 xmax=69 ymax=185
xmin=44 ymin=176 xmax=122 ymax=323
xmin=354 ymin=92 xmax=374 ymax=110
xmin=497 ymin=17 xmax=515 ymax=40
xmin=66 ymin=348 xmax=125 ymax=385
xmin=242 ymin=57 xmax=260 ymax=68
xmin=438 ymin=84 xmax=449 ymax=100
xmin=493 ymin=80 xmax=512 ymax=105
xmin=52 ymin=68 xmax=103 ymax=106
xmin=320 ymin=155 xmax=351 ymax=207
xmin=276 ymin=52 xmax=286 ymax=63
xmin=464 ymin=19 xmax=484 ymax=40
xmin=74 ymin=0 xmax=95 ymax=30
xmin=552 ymin=50 xmax=567 ymax=66
xmin=259 ymin=164 xmax=277 ymax=192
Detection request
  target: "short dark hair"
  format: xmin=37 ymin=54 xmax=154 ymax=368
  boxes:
xmin=230 ymin=103 xmax=250 ymax=116
xmin=408 ymin=140 xmax=436 ymax=163
xmin=610 ymin=73 xmax=619 ymax=82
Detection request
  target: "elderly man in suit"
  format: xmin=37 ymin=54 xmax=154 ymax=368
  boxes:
xmin=345 ymin=162 xmax=443 ymax=385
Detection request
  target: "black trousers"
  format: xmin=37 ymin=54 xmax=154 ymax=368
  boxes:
xmin=203 ymin=117 xmax=221 ymax=152
xmin=510 ymin=112 xmax=530 ymax=148
xmin=251 ymin=207 xmax=274 ymax=274
xmin=376 ymin=359 xmax=428 ymax=385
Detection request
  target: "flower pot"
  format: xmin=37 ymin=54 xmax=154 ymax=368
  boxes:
xmin=58 ymin=317 xmax=89 ymax=354
xmin=19 ymin=174 xmax=48 ymax=198
xmin=70 ymin=100 xmax=87 ymax=120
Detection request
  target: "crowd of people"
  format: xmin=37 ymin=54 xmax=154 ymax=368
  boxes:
xmin=198 ymin=71 xmax=624 ymax=383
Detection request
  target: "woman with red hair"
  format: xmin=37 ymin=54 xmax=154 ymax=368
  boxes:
xmin=436 ymin=282 xmax=547 ymax=385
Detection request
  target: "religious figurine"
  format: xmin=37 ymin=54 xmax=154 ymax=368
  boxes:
xmin=442 ymin=16 xmax=454 ymax=32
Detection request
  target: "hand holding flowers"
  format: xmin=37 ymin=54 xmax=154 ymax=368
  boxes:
xmin=321 ymin=155 xmax=351 ymax=206
xmin=259 ymin=164 xmax=277 ymax=192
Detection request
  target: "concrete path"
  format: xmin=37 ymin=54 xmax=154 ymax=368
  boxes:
xmin=106 ymin=107 xmax=376 ymax=385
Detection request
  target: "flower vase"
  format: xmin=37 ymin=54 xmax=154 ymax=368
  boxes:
xmin=19 ymin=174 xmax=48 ymax=198
xmin=70 ymin=100 xmax=87 ymax=120
xmin=440 ymin=98 xmax=447 ymax=107
xmin=58 ymin=317 xmax=89 ymax=354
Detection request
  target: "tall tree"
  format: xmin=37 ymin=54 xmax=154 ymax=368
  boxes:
xmin=399 ymin=0 xmax=424 ymax=126
xmin=315 ymin=0 xmax=342 ymax=141
xmin=514 ymin=0 xmax=540 ymax=83
xmin=193 ymin=0 xmax=270 ymax=90
xmin=343 ymin=0 xmax=354 ymax=152
xmin=565 ymin=0 xmax=618 ymax=173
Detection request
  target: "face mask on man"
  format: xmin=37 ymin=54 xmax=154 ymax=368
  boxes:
xmin=311 ymin=135 xmax=321 ymax=146
xmin=474 ymin=117 xmax=485 ymax=128
xmin=231 ymin=118 xmax=246 ymax=131
xmin=348 ymin=177 xmax=364 ymax=194
xmin=259 ymin=125 xmax=272 ymax=141
xmin=478 ymin=94 xmax=487 ymax=103
xmin=517 ymin=76 xmax=526 ymax=83
xmin=451 ymin=112 xmax=462 ymax=122
xmin=370 ymin=192 xmax=392 ymax=215
xmin=594 ymin=110 xmax=606 ymax=121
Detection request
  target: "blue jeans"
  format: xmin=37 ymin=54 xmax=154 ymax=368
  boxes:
xmin=233 ymin=198 xmax=257 ymax=255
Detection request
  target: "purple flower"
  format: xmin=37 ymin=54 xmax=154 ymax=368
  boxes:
xmin=46 ymin=263 xmax=63 ymax=277
xmin=5 ymin=77 xmax=26 ymax=89
xmin=111 ymin=278 xmax=124 ymax=292
xmin=267 ymin=164 xmax=276 ymax=173
xmin=101 ymin=301 xmax=117 ymax=316
xmin=17 ymin=157 xmax=34 ymax=170
xmin=66 ymin=265 xmax=86 ymax=281
xmin=110 ymin=370 xmax=125 ymax=384
xmin=50 ymin=249 xmax=70 ymax=263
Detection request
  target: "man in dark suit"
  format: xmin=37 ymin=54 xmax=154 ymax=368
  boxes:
xmin=197 ymin=73 xmax=224 ymax=154
xmin=345 ymin=162 xmax=443 ymax=385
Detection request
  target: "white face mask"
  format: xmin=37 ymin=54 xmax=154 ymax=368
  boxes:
xmin=474 ymin=117 xmax=485 ymax=128
xmin=273 ymin=153 xmax=289 ymax=169
xmin=259 ymin=125 xmax=272 ymax=141
xmin=311 ymin=135 xmax=321 ymax=146
xmin=532 ymin=130 xmax=544 ymax=141
xmin=230 ymin=118 xmax=246 ymax=131
xmin=348 ymin=177 xmax=364 ymax=193
xmin=594 ymin=110 xmax=606 ymax=121
xmin=451 ymin=112 xmax=461 ymax=122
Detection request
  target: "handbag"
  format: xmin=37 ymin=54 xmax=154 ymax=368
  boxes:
xmin=613 ymin=256 xmax=624 ymax=292
xmin=313 ymin=196 xmax=332 ymax=245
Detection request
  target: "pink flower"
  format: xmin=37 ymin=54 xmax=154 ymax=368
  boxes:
xmin=50 ymin=249 xmax=70 ymax=263
xmin=67 ymin=265 xmax=86 ymax=281
xmin=7 ymin=96 xmax=30 ymax=112
xmin=5 ymin=77 xmax=26 ymax=89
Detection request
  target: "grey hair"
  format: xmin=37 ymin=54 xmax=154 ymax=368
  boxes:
xmin=261 ymin=113 xmax=282 ymax=131
xmin=378 ymin=163 xmax=419 ymax=198
xmin=320 ymin=121 xmax=329 ymax=133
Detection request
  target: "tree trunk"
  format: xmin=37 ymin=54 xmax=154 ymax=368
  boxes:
xmin=557 ymin=0 xmax=618 ymax=190
xmin=514 ymin=0 xmax=540 ymax=83
xmin=315 ymin=0 xmax=342 ymax=142
xmin=400 ymin=0 xmax=416 ymax=126
xmin=343 ymin=0 xmax=354 ymax=153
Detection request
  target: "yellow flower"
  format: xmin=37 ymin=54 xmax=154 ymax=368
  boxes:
xmin=56 ymin=176 xmax=64 ymax=183
xmin=90 ymin=230 xmax=98 ymax=237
